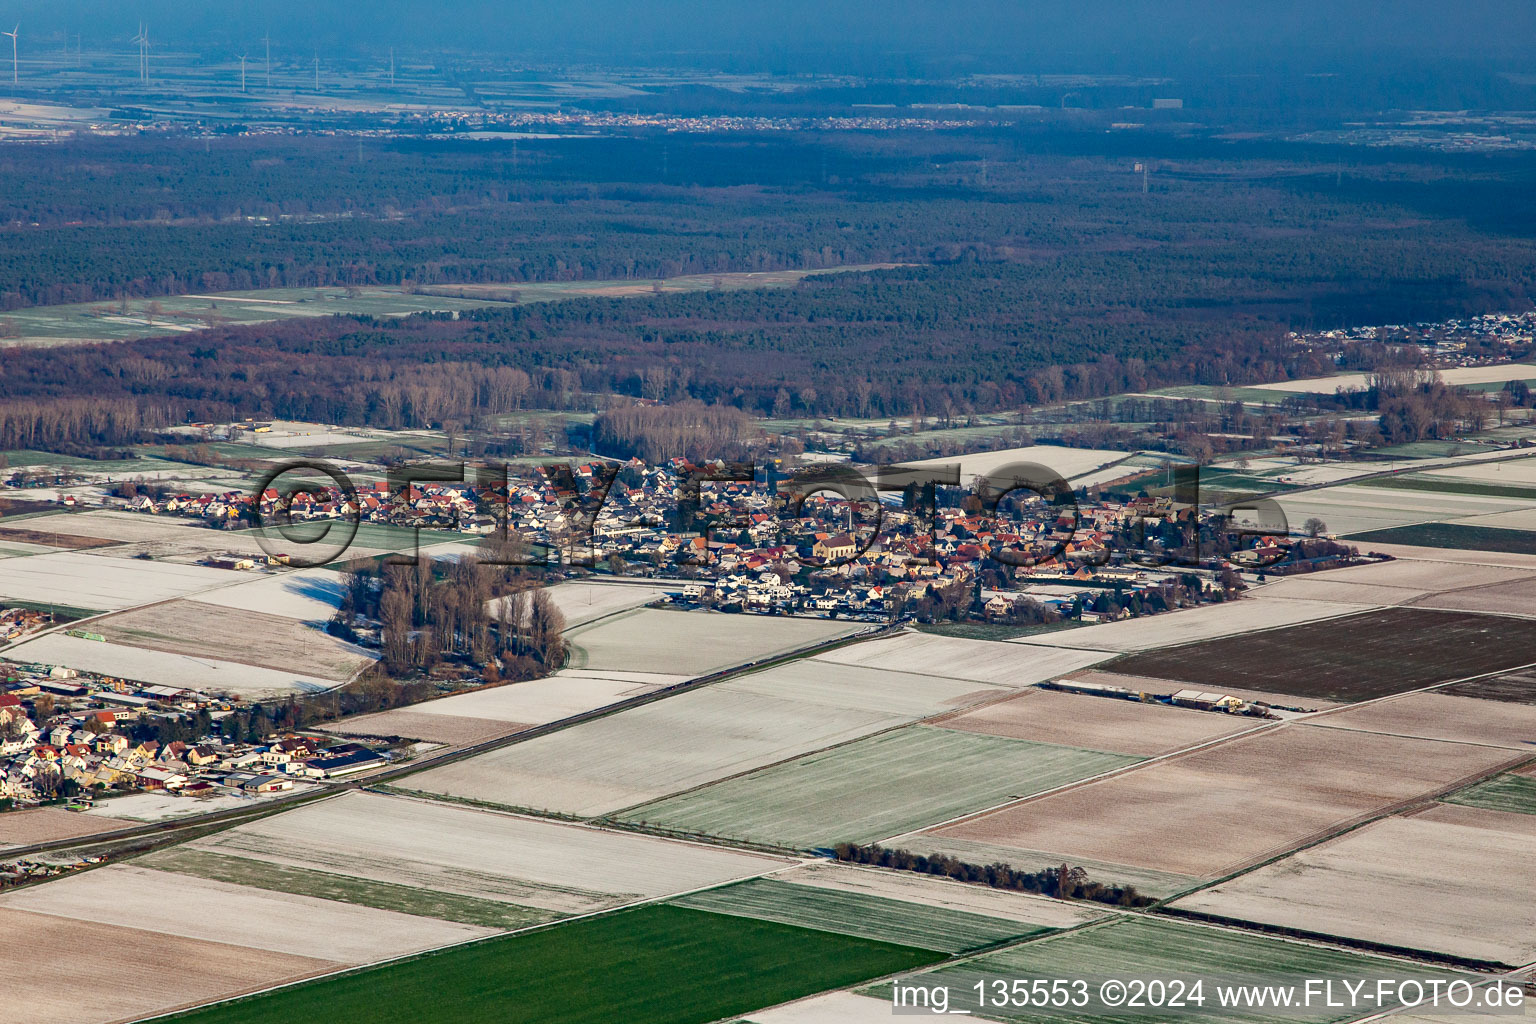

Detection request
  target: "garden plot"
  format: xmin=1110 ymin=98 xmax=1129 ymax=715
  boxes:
xmin=1111 ymin=607 xmax=1536 ymax=702
xmin=621 ymin=725 xmax=1140 ymax=849
xmin=1012 ymin=596 xmax=1361 ymax=653
xmin=93 ymin=599 xmax=372 ymax=681
xmin=926 ymin=723 xmax=1518 ymax=880
xmin=811 ymin=629 xmax=1111 ymax=685
xmin=934 ymin=687 xmax=1266 ymax=757
xmin=1306 ymin=691 xmax=1536 ymax=750
xmin=563 ymin=607 xmax=862 ymax=676
xmin=1172 ymin=805 xmax=1536 ymax=966
xmin=406 ymin=660 xmax=1006 ymax=815
xmin=891 ymin=916 xmax=1465 ymax=1024
xmin=184 ymin=791 xmax=788 ymax=916
xmin=903 ymin=444 xmax=1132 ymax=488
xmin=0 ymin=549 xmax=235 ymax=610
xmin=3 ymin=633 xmax=339 ymax=696
xmin=187 ymin=566 xmax=348 ymax=621
xmin=0 ymin=907 xmax=331 ymax=1024
xmin=0 ymin=863 xmax=492 ymax=963
xmin=672 ymin=876 xmax=1045 ymax=953
xmin=534 ymin=579 xmax=679 ymax=627
xmin=0 ymin=806 xmax=133 ymax=847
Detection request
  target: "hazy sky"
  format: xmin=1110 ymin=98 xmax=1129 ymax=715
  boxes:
xmin=11 ymin=1 xmax=1536 ymax=69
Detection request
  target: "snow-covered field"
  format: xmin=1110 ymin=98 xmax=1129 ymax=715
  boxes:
xmin=0 ymin=550 xmax=236 ymax=610
xmin=0 ymin=864 xmax=491 ymax=963
xmin=1250 ymin=363 xmax=1536 ymax=393
xmin=903 ymin=445 xmax=1132 ymax=488
xmin=186 ymin=791 xmax=787 ymax=914
xmin=3 ymin=633 xmax=339 ymax=696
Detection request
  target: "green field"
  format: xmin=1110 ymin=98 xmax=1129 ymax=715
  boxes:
xmin=1360 ymin=475 xmax=1536 ymax=500
xmin=1 ymin=448 xmax=210 ymax=475
xmin=140 ymin=848 xmax=554 ymax=930
xmin=1444 ymin=773 xmax=1536 ymax=816
xmin=162 ymin=903 xmax=939 ymax=1024
xmin=1345 ymin=522 xmax=1536 ymax=554
xmin=671 ymin=877 xmax=1046 ymax=954
xmin=620 ymin=726 xmax=1140 ymax=849
xmin=916 ymin=621 xmax=1087 ymax=642
xmin=1192 ymin=470 xmax=1296 ymax=497
xmin=279 ymin=520 xmax=465 ymax=555
xmin=1368 ymin=440 xmax=1496 ymax=458
xmin=871 ymin=916 xmax=1465 ymax=1024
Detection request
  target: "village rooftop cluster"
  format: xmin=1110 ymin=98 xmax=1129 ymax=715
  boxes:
xmin=0 ymin=662 xmax=391 ymax=823
xmin=102 ymin=454 xmax=1311 ymax=626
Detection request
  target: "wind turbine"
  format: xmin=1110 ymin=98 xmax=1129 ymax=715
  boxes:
xmin=130 ymin=24 xmax=145 ymax=83
xmin=312 ymin=52 xmax=318 ymax=91
xmin=262 ymin=33 xmax=270 ymax=86
xmin=389 ymin=47 xmax=394 ymax=86
xmin=238 ymin=53 xmax=248 ymax=92
xmin=3 ymin=24 xmax=17 ymax=86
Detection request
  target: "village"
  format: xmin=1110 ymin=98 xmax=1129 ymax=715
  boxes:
xmin=0 ymin=659 xmax=394 ymax=826
xmin=0 ymin=448 xmax=1348 ymax=817
xmin=98 ymin=451 xmax=1311 ymax=625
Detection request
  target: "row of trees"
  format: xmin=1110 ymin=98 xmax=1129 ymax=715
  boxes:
xmin=832 ymin=843 xmax=1152 ymax=907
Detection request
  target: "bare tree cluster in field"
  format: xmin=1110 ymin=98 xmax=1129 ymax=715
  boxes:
xmin=593 ymin=401 xmax=755 ymax=462
xmin=336 ymin=554 xmax=566 ymax=679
